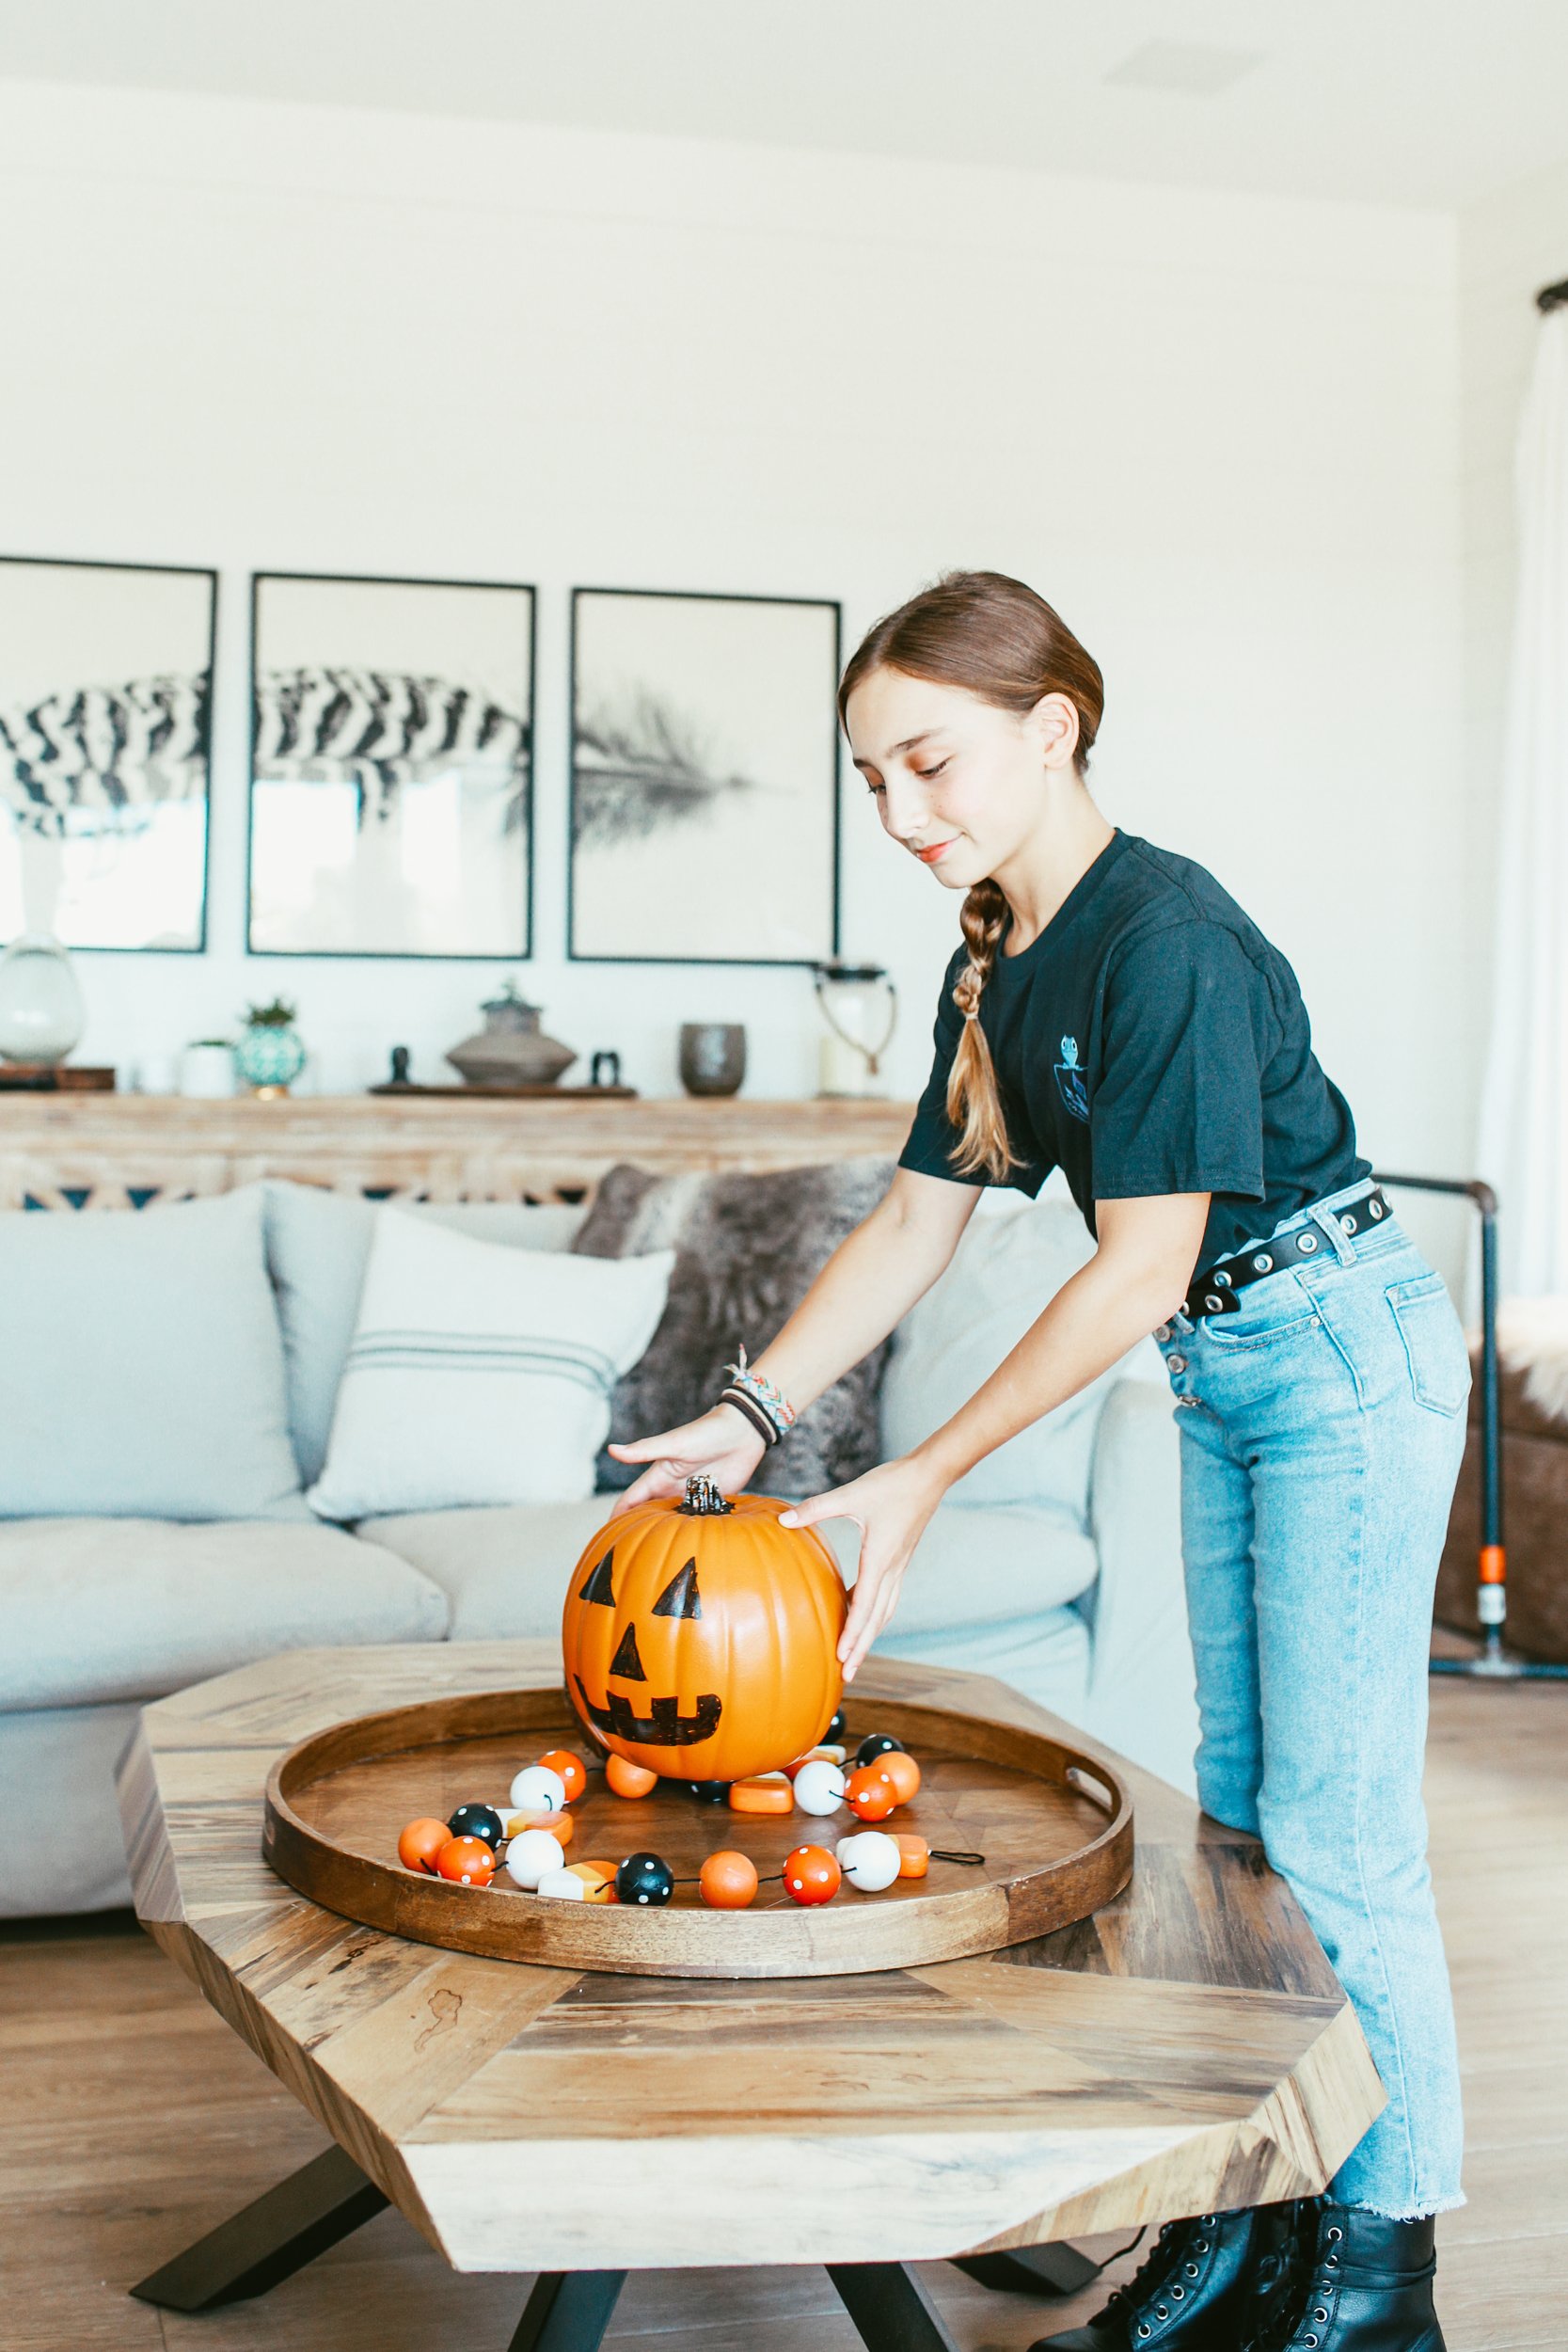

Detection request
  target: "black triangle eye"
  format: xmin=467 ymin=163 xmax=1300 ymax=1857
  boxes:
xmin=652 ymin=1558 xmax=701 ymax=1620
xmin=579 ymin=1549 xmax=615 ymax=1606
xmin=610 ymin=1624 xmax=646 ymax=1681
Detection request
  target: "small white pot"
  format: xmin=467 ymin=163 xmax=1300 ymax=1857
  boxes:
xmin=179 ymin=1043 xmax=236 ymax=1099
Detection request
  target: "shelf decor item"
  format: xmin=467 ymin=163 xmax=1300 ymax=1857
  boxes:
xmin=677 ymin=1021 xmax=745 ymax=1096
xmin=247 ymin=570 xmax=535 ymax=959
xmin=234 ymin=998 xmax=307 ymax=1096
xmin=179 ymin=1039 xmax=235 ymax=1100
xmin=561 ymin=1476 xmax=847 ymax=1786
xmin=0 ymin=555 xmax=214 ymax=952
xmin=569 ymin=587 xmax=841 ymax=965
xmin=445 ymin=979 xmax=577 ymax=1087
xmin=0 ymin=930 xmax=85 ymax=1064
xmin=813 ymin=959 xmax=899 ymax=1098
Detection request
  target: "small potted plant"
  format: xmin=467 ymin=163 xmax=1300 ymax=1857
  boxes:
xmin=179 ymin=1035 xmax=237 ymax=1099
xmin=234 ymin=997 xmax=308 ymax=1097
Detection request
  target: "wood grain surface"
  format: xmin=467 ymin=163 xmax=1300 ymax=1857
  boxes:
xmin=262 ymin=1689 xmax=1132 ymax=1978
xmin=115 ymin=1645 xmax=1383 ymax=2275
xmin=0 ymin=1091 xmax=916 ymax=1211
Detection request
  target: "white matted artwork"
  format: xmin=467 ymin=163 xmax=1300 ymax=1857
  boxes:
xmin=0 ymin=555 xmax=214 ymax=951
xmin=248 ymin=571 xmax=534 ymax=958
xmin=569 ymin=588 xmax=841 ymax=963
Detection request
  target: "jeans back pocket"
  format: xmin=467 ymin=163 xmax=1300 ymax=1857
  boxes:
xmin=1386 ymin=1272 xmax=1471 ymax=1416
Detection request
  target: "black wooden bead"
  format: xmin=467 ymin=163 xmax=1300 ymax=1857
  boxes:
xmin=447 ymin=1802 xmax=505 ymax=1851
xmin=856 ymin=1733 xmax=902 ymax=1767
xmin=827 ymin=1708 xmax=847 ymax=1742
xmin=615 ymin=1851 xmax=674 ymax=1907
xmin=689 ymin=1780 xmax=731 ymax=1804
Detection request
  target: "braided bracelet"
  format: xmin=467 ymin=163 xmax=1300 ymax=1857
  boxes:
xmin=718 ymin=1343 xmax=797 ymax=1444
xmin=718 ymin=1385 xmax=781 ymax=1447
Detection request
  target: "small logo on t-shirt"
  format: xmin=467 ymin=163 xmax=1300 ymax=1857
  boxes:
xmin=1054 ymin=1035 xmax=1089 ymax=1122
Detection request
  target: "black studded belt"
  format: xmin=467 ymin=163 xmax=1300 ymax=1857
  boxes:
xmin=1179 ymin=1186 xmax=1392 ymax=1319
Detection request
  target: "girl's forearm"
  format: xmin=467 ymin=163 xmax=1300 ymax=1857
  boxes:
xmin=747 ymin=1199 xmax=957 ymax=1414
xmin=911 ymin=1247 xmax=1172 ymax=1491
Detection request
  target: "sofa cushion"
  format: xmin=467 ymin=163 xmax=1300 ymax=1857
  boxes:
xmin=0 ymin=1185 xmax=307 ymax=1523
xmin=358 ymin=1497 xmax=617 ymax=1640
xmin=0 ymin=1516 xmax=449 ymax=1711
xmin=814 ymin=1500 xmax=1098 ymax=1628
xmin=571 ymin=1156 xmax=896 ymax=1497
xmin=262 ymin=1180 xmax=590 ymax=1486
xmin=880 ymin=1190 xmax=1125 ymax=1520
xmin=305 ymin=1209 xmax=674 ymax=1520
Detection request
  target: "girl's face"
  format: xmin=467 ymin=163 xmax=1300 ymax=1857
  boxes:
xmin=845 ymin=665 xmax=1079 ymax=892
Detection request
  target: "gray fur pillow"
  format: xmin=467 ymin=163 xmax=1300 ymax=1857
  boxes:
xmin=571 ymin=1157 xmax=896 ymax=1498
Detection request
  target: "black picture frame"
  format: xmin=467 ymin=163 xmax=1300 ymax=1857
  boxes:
xmin=567 ymin=585 xmax=843 ymax=967
xmin=246 ymin=567 xmax=537 ymax=961
xmin=0 ymin=551 xmax=217 ymax=954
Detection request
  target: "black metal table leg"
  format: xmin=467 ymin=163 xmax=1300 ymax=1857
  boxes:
xmin=507 ymin=2269 xmax=627 ymax=2352
xmin=828 ymin=2261 xmax=961 ymax=2352
xmin=130 ymin=2144 xmax=389 ymax=2311
xmin=953 ymin=2242 xmax=1101 ymax=2296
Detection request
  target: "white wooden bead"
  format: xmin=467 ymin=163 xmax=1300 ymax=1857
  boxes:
xmin=792 ymin=1759 xmax=847 ymax=1816
xmin=503 ymin=1828 xmax=565 ymax=1888
xmin=836 ymin=1830 xmax=901 ymax=1892
xmin=509 ymin=1764 xmax=567 ymax=1814
xmin=534 ymin=1867 xmax=586 ymax=1900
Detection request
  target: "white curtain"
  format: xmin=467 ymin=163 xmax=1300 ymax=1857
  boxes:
xmin=1479 ymin=303 xmax=1568 ymax=1296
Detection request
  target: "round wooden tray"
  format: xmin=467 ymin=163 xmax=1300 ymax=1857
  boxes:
xmin=262 ymin=1685 xmax=1133 ymax=1979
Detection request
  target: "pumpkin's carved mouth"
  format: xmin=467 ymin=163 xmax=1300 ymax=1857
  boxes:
xmin=573 ymin=1677 xmax=722 ymax=1747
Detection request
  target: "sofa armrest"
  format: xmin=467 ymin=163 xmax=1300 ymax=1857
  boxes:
xmin=1080 ymin=1378 xmax=1198 ymax=1790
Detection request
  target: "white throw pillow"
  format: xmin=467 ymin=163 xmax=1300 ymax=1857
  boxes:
xmin=306 ymin=1207 xmax=674 ymax=1519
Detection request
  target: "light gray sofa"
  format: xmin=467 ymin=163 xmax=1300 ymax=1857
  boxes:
xmin=0 ymin=1174 xmax=1196 ymax=1917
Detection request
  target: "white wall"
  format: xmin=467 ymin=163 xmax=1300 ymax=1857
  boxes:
xmin=0 ymin=82 xmax=1468 ymax=1223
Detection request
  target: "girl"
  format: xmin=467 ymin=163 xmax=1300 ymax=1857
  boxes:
xmin=608 ymin=571 xmax=1465 ymax=2352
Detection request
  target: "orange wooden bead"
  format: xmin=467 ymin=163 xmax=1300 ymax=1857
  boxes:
xmin=699 ymin=1850 xmax=760 ymax=1909
xmin=606 ymin=1754 xmax=659 ymax=1799
xmin=783 ymin=1843 xmax=841 ymax=1906
xmin=566 ymin=1860 xmax=618 ymax=1902
xmin=435 ymin=1836 xmax=496 ymax=1886
xmin=845 ymin=1763 xmax=899 ymax=1821
xmin=536 ymin=1748 xmax=587 ymax=1803
xmin=506 ymin=1807 xmax=574 ymax=1849
xmin=879 ymin=1749 xmax=921 ymax=1804
xmin=397 ymin=1817 xmax=451 ymax=1874
xmin=894 ymin=1832 xmax=930 ymax=1879
xmin=728 ymin=1772 xmax=795 ymax=1816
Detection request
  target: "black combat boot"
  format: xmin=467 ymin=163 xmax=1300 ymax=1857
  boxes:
xmin=1243 ymin=2202 xmax=1446 ymax=2352
xmin=1028 ymin=2201 xmax=1303 ymax=2350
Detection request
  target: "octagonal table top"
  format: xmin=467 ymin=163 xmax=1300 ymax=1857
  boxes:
xmin=117 ymin=1643 xmax=1384 ymax=2275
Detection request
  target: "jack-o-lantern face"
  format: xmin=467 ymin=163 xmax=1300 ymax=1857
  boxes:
xmin=561 ymin=1479 xmax=847 ymax=1785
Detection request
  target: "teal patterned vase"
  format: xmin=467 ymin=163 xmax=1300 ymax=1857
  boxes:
xmin=235 ymin=1017 xmax=307 ymax=1095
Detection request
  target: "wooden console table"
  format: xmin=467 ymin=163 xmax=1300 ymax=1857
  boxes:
xmin=0 ymin=1092 xmax=917 ymax=1213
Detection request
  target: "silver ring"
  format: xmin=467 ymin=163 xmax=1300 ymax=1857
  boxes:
xmin=1214 ymin=1268 xmax=1232 ymax=1286
xmin=1299 ymin=1232 xmax=1319 ymax=1252
xmin=1341 ymin=1213 xmax=1357 ymax=1232
xmin=1205 ymin=1295 xmax=1223 ymax=1312
xmin=1369 ymin=1200 xmax=1384 ymax=1218
xmin=1252 ymin=1252 xmax=1274 ymax=1272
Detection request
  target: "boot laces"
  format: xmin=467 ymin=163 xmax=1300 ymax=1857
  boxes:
xmin=1099 ymin=2216 xmax=1217 ymax=2338
xmin=1244 ymin=2218 xmax=1343 ymax=2352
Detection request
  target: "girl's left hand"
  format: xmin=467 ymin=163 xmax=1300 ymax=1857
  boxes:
xmin=779 ymin=1454 xmax=945 ymax=1682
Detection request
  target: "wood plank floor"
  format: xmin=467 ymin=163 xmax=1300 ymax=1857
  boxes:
xmin=2 ymin=1664 xmax=1562 ymax=2352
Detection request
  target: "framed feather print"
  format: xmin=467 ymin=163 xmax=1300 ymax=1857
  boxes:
xmin=568 ymin=587 xmax=842 ymax=964
xmin=247 ymin=570 xmax=535 ymax=958
xmin=0 ymin=554 xmax=215 ymax=951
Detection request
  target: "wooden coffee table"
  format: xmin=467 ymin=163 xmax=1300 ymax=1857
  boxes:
xmin=117 ymin=1643 xmax=1384 ymax=2351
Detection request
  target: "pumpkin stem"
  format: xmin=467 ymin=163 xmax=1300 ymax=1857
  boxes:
xmin=678 ymin=1474 xmax=734 ymax=1516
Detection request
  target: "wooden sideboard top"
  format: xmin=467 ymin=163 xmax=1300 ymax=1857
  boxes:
xmin=0 ymin=1091 xmax=919 ymax=1211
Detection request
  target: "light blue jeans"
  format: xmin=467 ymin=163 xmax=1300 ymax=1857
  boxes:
xmin=1153 ymin=1175 xmax=1470 ymax=2219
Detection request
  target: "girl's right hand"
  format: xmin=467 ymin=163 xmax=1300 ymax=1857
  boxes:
xmin=604 ymin=1403 xmax=767 ymax=1515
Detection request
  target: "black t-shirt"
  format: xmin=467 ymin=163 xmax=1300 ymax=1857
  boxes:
xmin=897 ymin=828 xmax=1369 ymax=1265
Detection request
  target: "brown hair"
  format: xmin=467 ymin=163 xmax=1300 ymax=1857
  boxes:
xmin=837 ymin=569 xmax=1105 ymax=1182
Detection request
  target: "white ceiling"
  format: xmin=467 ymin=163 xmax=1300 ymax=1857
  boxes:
xmin=3 ymin=0 xmax=1568 ymax=213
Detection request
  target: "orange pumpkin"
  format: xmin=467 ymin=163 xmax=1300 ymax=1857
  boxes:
xmin=561 ymin=1474 xmax=847 ymax=1784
